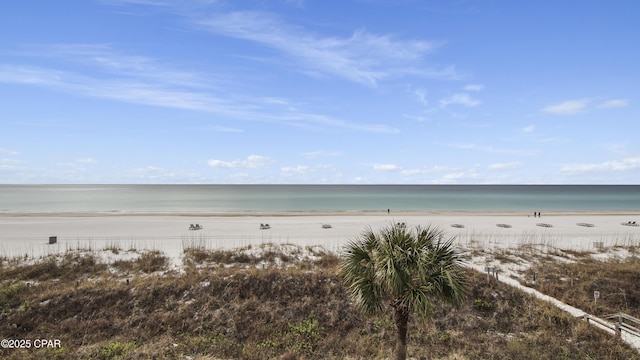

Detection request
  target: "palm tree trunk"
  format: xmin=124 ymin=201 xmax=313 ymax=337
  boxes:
xmin=393 ymin=304 xmax=409 ymax=360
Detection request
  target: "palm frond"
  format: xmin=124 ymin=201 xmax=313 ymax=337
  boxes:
xmin=340 ymin=223 xmax=468 ymax=317
xmin=341 ymin=231 xmax=384 ymax=314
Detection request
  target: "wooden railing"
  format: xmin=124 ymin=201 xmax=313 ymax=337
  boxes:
xmin=605 ymin=313 xmax=640 ymax=338
xmin=583 ymin=313 xmax=640 ymax=338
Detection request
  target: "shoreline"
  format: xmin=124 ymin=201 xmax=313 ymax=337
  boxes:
xmin=2 ymin=210 xmax=640 ymax=217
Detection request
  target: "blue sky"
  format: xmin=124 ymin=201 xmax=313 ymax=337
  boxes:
xmin=1 ymin=0 xmax=638 ymax=184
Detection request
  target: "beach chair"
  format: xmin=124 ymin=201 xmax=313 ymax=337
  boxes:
xmin=577 ymin=223 xmax=595 ymax=227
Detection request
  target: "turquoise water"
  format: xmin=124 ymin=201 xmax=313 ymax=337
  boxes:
xmin=1 ymin=185 xmax=639 ymax=213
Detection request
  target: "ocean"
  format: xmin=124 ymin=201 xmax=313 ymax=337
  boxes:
xmin=0 ymin=185 xmax=639 ymax=214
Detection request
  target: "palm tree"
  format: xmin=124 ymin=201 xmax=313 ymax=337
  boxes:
xmin=341 ymin=223 xmax=468 ymax=360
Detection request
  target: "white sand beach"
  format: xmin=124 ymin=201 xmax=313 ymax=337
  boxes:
xmin=1 ymin=211 xmax=639 ymax=267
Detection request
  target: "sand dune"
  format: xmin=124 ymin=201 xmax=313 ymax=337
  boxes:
xmin=3 ymin=211 xmax=638 ymax=351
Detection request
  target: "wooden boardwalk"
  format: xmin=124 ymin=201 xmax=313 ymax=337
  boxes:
xmin=468 ymin=264 xmax=640 ymax=352
xmin=584 ymin=312 xmax=640 ymax=338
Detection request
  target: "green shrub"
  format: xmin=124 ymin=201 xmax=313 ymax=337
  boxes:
xmin=98 ymin=341 xmax=137 ymax=359
xmin=0 ymin=282 xmax=27 ymax=310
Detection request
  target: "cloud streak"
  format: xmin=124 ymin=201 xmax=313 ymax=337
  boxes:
xmin=104 ymin=0 xmax=448 ymax=87
xmin=447 ymin=143 xmax=535 ymax=156
xmin=439 ymin=93 xmax=480 ymax=108
xmin=0 ymin=45 xmax=396 ymax=133
xmin=598 ymin=99 xmax=628 ymax=109
xmin=303 ymin=150 xmax=343 ymax=159
xmin=463 ymin=84 xmax=484 ymax=92
xmin=373 ymin=164 xmax=401 ymax=171
xmin=198 ymin=11 xmax=441 ymax=86
xmin=542 ymin=99 xmax=589 ymax=114
xmin=561 ymin=157 xmax=640 ymax=173
xmin=0 ymin=148 xmax=20 ymax=156
xmin=208 ymin=155 xmax=273 ymax=169
xmin=488 ymin=162 xmax=523 ymax=170
xmin=543 ymin=98 xmax=629 ymax=115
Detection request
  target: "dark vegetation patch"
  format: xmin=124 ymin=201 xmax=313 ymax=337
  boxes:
xmin=0 ymin=250 xmax=638 ymax=359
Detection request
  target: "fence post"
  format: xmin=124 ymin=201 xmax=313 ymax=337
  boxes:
xmin=617 ymin=313 xmax=623 ymax=337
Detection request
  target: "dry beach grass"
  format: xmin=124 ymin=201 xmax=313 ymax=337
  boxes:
xmin=1 ymin=243 xmax=639 ymax=359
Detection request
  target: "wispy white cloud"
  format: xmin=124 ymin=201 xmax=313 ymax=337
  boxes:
xmin=523 ymin=125 xmax=535 ymax=133
xmin=100 ymin=0 xmax=216 ymax=9
xmin=447 ymin=143 xmax=475 ymax=150
xmin=284 ymin=0 xmax=305 ymax=8
xmin=603 ymin=141 xmax=629 ymax=156
xmin=421 ymin=65 xmax=464 ymax=81
xmin=202 ymin=125 xmax=244 ymax=133
xmin=347 ymin=123 xmax=399 ymax=133
xmin=0 ymin=46 xmax=395 ymax=133
xmin=0 ymin=158 xmax=26 ymax=168
xmin=439 ymin=93 xmax=480 ymax=108
xmin=413 ymin=87 xmax=428 ymax=105
xmin=488 ymin=162 xmax=522 ymax=170
xmin=17 ymin=44 xmax=210 ymax=89
xmin=100 ymin=0 xmax=173 ymax=6
xmin=198 ymin=11 xmax=441 ymax=86
xmin=542 ymin=98 xmax=628 ymax=115
xmin=279 ymin=164 xmax=337 ymax=182
xmin=103 ymin=2 xmax=451 ymax=86
xmin=303 ymin=150 xmax=343 ymax=159
xmin=598 ymin=99 xmax=628 ymax=109
xmin=0 ymin=148 xmax=20 ymax=156
xmin=0 ymin=62 xmax=224 ymax=112
xmin=77 ymin=158 xmax=98 ymax=164
xmin=402 ymin=114 xmax=428 ymax=123
xmin=401 ymin=165 xmax=457 ymax=176
xmin=463 ymin=84 xmax=484 ymax=92
xmin=274 ymin=110 xmax=398 ymax=133
xmin=124 ymin=165 xmax=192 ymax=182
xmin=542 ymin=98 xmax=589 ymax=115
xmin=281 ymin=165 xmax=309 ymax=174
xmin=0 ymin=65 xmax=64 ymax=85
xmin=208 ymin=155 xmax=273 ymax=169
xmin=373 ymin=163 xmax=401 ymax=171
xmin=429 ymin=171 xmax=477 ymax=184
xmin=560 ymin=157 xmax=640 ymax=173
xmin=447 ymin=143 xmax=536 ymax=156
